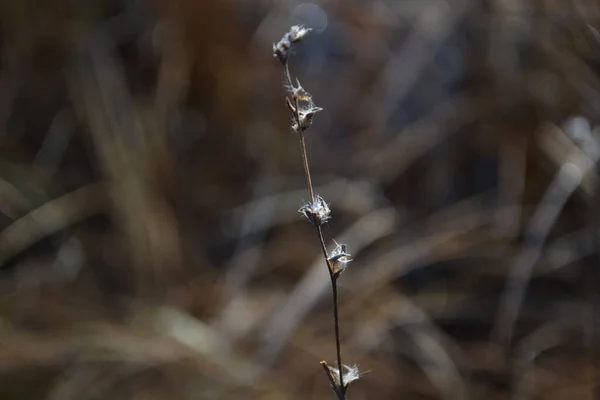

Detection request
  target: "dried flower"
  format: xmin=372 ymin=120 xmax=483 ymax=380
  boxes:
xmin=328 ymin=241 xmax=352 ymax=277
xmin=327 ymin=363 xmax=361 ymax=391
xmin=273 ymin=34 xmax=292 ymax=65
xmin=299 ymin=195 xmax=331 ymax=226
xmin=288 ymin=25 xmax=312 ymax=43
xmin=287 ymin=78 xmax=312 ymax=102
xmin=292 ymin=105 xmax=323 ymax=132
xmin=272 ymin=25 xmax=311 ymax=65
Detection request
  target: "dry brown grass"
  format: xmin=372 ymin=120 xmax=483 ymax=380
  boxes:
xmin=1 ymin=0 xmax=600 ymax=399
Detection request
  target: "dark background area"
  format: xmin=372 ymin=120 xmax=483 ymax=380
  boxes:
xmin=1 ymin=0 xmax=600 ymax=398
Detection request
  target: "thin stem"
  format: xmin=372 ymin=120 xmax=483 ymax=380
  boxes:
xmin=284 ymin=64 xmax=302 ymax=129
xmin=281 ymin=41 xmax=348 ymax=398
xmin=298 ymin=92 xmax=344 ymax=397
xmin=298 ymin=130 xmax=315 ymax=202
xmin=331 ymin=275 xmax=344 ymax=394
xmin=284 ymin=63 xmax=294 ymax=89
xmin=318 ymin=227 xmax=344 ymax=395
xmin=316 ymin=226 xmax=330 ymax=269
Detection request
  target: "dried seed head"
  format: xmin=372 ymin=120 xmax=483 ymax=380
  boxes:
xmin=328 ymin=241 xmax=352 ymax=277
xmin=299 ymin=195 xmax=331 ymax=226
xmin=273 ymin=25 xmax=311 ymax=65
xmin=273 ymin=35 xmax=292 ymax=65
xmin=288 ymin=25 xmax=312 ymax=43
xmin=288 ymin=78 xmax=312 ymax=102
xmin=292 ymin=105 xmax=323 ymax=132
xmin=327 ymin=364 xmax=361 ymax=390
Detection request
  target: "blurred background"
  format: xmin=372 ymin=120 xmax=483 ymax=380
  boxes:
xmin=2 ymin=0 xmax=600 ymax=398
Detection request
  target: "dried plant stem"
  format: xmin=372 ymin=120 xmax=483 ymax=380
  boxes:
xmin=273 ymin=25 xmax=357 ymax=398
xmin=284 ymin=63 xmax=294 ymax=93
xmin=297 ymin=93 xmax=345 ymax=399
xmin=330 ymin=272 xmax=345 ymax=394
xmin=298 ymin=131 xmax=315 ymax=202
xmin=311 ymin=198 xmax=344 ymax=397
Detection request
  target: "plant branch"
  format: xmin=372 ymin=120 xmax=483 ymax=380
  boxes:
xmin=298 ymin=131 xmax=315 ymax=202
xmin=273 ymin=25 xmax=357 ymax=399
xmin=330 ymin=271 xmax=345 ymax=394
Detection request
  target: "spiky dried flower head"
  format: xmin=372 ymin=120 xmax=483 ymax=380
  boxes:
xmin=328 ymin=241 xmax=352 ymax=278
xmin=322 ymin=362 xmax=360 ymax=392
xmin=273 ymin=25 xmax=312 ymax=65
xmin=287 ymin=78 xmax=312 ymax=102
xmin=292 ymin=105 xmax=323 ymax=132
xmin=273 ymin=35 xmax=291 ymax=65
xmin=286 ymin=96 xmax=323 ymax=133
xmin=299 ymin=195 xmax=331 ymax=226
xmin=289 ymin=25 xmax=312 ymax=43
